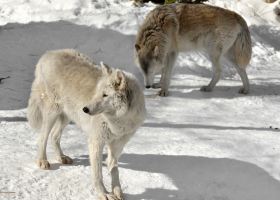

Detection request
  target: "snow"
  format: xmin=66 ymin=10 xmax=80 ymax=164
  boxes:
xmin=0 ymin=0 xmax=280 ymax=200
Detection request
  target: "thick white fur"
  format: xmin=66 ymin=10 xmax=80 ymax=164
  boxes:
xmin=27 ymin=49 xmax=146 ymax=200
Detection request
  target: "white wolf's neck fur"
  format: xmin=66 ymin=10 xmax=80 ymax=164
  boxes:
xmin=102 ymin=73 xmax=146 ymax=137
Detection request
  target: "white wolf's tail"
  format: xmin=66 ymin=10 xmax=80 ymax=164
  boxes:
xmin=233 ymin=17 xmax=252 ymax=68
xmin=27 ymin=95 xmax=42 ymax=130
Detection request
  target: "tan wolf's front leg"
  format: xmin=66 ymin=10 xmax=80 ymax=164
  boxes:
xmin=159 ymin=52 xmax=177 ymax=97
xmin=159 ymin=66 xmax=170 ymax=97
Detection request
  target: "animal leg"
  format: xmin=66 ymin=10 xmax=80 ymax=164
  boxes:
xmin=88 ymin=135 xmax=108 ymax=200
xmin=233 ymin=64 xmax=250 ymax=94
xmin=226 ymin=48 xmax=250 ymax=94
xmin=159 ymin=51 xmax=177 ymax=96
xmin=201 ymin=50 xmax=222 ymax=92
xmin=37 ymin=111 xmax=59 ymax=169
xmin=50 ymin=114 xmax=72 ymax=164
xmin=107 ymin=134 xmax=132 ymax=200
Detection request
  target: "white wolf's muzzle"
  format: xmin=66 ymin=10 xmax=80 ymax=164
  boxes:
xmin=82 ymin=101 xmax=104 ymax=116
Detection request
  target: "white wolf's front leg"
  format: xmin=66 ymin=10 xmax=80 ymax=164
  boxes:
xmin=159 ymin=51 xmax=177 ymax=97
xmin=88 ymin=136 xmax=109 ymax=200
xmin=107 ymin=134 xmax=132 ymax=200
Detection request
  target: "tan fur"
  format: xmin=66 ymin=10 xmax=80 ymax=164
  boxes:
xmin=135 ymin=3 xmax=252 ymax=96
xmin=265 ymin=0 xmax=277 ymax=3
xmin=27 ymin=49 xmax=146 ymax=200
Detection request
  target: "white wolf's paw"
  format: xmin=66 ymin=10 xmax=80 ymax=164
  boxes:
xmin=58 ymin=155 xmax=73 ymax=164
xmin=113 ymin=186 xmax=124 ymax=200
xmin=98 ymin=193 xmax=123 ymax=200
xmin=158 ymin=89 xmax=169 ymax=97
xmin=37 ymin=159 xmax=50 ymax=169
xmin=200 ymin=86 xmax=213 ymax=92
xmin=152 ymin=83 xmax=161 ymax=89
xmin=238 ymin=87 xmax=249 ymax=94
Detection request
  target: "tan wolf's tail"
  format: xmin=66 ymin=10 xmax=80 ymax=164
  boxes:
xmin=233 ymin=17 xmax=252 ymax=68
xmin=27 ymin=95 xmax=42 ymax=130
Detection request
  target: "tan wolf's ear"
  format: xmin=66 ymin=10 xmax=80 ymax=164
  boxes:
xmin=135 ymin=44 xmax=141 ymax=52
xmin=100 ymin=62 xmax=112 ymax=75
xmin=115 ymin=70 xmax=126 ymax=90
xmin=153 ymin=46 xmax=159 ymax=58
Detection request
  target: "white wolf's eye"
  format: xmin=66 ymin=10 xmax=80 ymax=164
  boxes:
xmin=103 ymin=93 xmax=108 ymax=98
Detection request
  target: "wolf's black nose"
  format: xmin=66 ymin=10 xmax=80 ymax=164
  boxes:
xmin=83 ymin=107 xmax=90 ymax=114
xmin=146 ymin=85 xmax=151 ymax=89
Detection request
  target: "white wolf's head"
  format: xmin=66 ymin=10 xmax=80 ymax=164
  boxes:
xmin=135 ymin=43 xmax=164 ymax=88
xmin=83 ymin=62 xmax=132 ymax=117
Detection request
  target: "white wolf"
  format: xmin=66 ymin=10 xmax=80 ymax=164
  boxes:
xmin=27 ymin=49 xmax=146 ymax=200
xmin=135 ymin=3 xmax=252 ymax=96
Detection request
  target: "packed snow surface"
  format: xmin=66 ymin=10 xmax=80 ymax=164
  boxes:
xmin=0 ymin=0 xmax=280 ymax=200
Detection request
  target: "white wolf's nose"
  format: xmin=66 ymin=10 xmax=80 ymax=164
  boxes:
xmin=83 ymin=107 xmax=90 ymax=114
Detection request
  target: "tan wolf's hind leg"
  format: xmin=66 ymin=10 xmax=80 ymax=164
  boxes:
xmin=226 ymin=48 xmax=250 ymax=94
xmin=37 ymin=111 xmax=59 ymax=169
xmin=50 ymin=114 xmax=72 ymax=164
xmin=233 ymin=64 xmax=250 ymax=94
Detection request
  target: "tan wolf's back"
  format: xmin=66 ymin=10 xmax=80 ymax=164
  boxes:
xmin=174 ymin=4 xmax=252 ymax=67
xmin=174 ymin=4 xmax=243 ymax=35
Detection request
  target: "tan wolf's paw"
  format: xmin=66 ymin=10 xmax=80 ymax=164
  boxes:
xmin=58 ymin=155 xmax=73 ymax=164
xmin=99 ymin=193 xmax=123 ymax=200
xmin=37 ymin=159 xmax=50 ymax=169
xmin=158 ymin=89 xmax=169 ymax=97
xmin=200 ymin=85 xmax=213 ymax=92
xmin=113 ymin=186 xmax=124 ymax=200
xmin=238 ymin=87 xmax=249 ymax=94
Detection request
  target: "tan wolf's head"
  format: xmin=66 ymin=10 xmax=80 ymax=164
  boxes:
xmin=83 ymin=62 xmax=132 ymax=117
xmin=135 ymin=43 xmax=163 ymax=88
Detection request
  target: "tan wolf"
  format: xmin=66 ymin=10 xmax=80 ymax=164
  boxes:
xmin=135 ymin=3 xmax=252 ymax=96
xmin=27 ymin=49 xmax=146 ymax=200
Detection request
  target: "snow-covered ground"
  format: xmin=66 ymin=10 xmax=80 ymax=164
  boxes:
xmin=0 ymin=0 xmax=280 ymax=200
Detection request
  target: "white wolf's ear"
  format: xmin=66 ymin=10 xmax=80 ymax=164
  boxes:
xmin=100 ymin=62 xmax=112 ymax=75
xmin=115 ymin=70 xmax=126 ymax=90
xmin=153 ymin=46 xmax=159 ymax=58
xmin=135 ymin=44 xmax=141 ymax=52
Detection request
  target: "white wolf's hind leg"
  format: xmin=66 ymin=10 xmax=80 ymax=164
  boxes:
xmin=37 ymin=111 xmax=59 ymax=169
xmin=201 ymin=51 xmax=222 ymax=92
xmin=50 ymin=114 xmax=72 ymax=164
